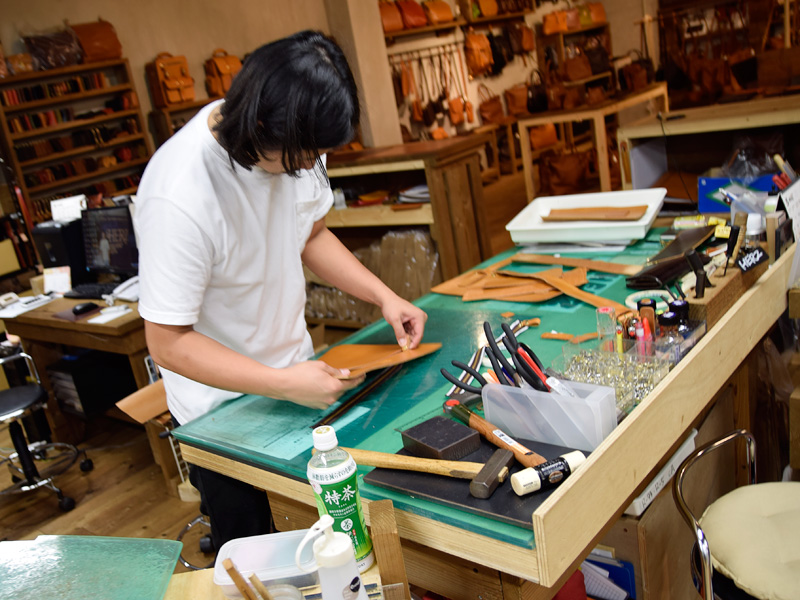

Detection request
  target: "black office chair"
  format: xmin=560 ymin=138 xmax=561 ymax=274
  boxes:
xmin=673 ymin=429 xmax=800 ymax=600
xmin=0 ymin=351 xmax=92 ymax=511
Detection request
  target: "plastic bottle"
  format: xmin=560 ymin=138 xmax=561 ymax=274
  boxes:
xmin=655 ymin=310 xmax=683 ymax=366
xmin=307 ymin=425 xmax=374 ymax=573
xmin=295 ymin=514 xmax=369 ymax=600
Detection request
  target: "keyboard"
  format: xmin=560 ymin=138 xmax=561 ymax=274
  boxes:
xmin=64 ymin=282 xmax=119 ymax=300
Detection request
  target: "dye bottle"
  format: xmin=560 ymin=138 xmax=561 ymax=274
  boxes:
xmin=307 ymin=425 xmax=374 ymax=572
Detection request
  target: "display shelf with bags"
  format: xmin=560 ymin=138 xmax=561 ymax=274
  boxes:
xmin=0 ymin=58 xmax=152 ymax=225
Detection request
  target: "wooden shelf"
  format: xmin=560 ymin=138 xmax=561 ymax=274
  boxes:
xmin=1 ymin=84 xmax=134 ymax=114
xmin=9 ymin=109 xmax=140 ymax=141
xmin=27 ymin=157 xmax=149 ymax=195
xmin=324 ymin=203 xmax=433 ymax=228
xmin=385 ymin=18 xmax=468 ymax=41
xmin=19 ymin=134 xmax=146 ymax=169
xmin=0 ymin=59 xmax=129 ymax=85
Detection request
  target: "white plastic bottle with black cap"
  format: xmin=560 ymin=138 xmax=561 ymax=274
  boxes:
xmin=307 ymin=425 xmax=374 ymax=572
xmin=510 ymin=450 xmax=586 ymax=496
xmin=295 ymin=514 xmax=369 ymax=600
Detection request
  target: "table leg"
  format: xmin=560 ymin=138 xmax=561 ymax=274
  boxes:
xmin=519 ymin=121 xmax=535 ymax=202
xmin=594 ymin=115 xmax=611 ymax=191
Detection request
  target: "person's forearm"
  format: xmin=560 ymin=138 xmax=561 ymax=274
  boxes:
xmin=302 ymin=227 xmax=396 ymax=307
xmin=145 ymin=324 xmax=290 ymax=398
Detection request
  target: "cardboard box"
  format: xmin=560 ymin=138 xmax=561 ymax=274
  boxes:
xmin=697 ymin=168 xmax=777 ymax=213
xmin=0 ymin=239 xmax=20 ymax=276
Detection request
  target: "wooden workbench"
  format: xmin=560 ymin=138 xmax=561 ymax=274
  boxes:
xmin=173 ymin=246 xmax=793 ymax=599
xmin=517 ymin=83 xmax=669 ymax=201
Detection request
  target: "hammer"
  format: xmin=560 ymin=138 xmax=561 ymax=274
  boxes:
xmin=343 ymin=447 xmax=514 ymax=499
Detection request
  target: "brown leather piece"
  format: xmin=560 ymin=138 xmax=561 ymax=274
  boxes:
xmin=540 ymin=205 xmax=649 ymax=222
xmin=318 ymin=343 xmax=442 ymax=379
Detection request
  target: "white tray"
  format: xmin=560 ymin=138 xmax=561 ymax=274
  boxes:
xmin=505 ymin=188 xmax=666 ymax=244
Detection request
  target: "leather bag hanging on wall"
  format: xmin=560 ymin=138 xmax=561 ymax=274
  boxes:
xmin=204 ymin=49 xmax=242 ymax=98
xmin=465 ymin=29 xmax=494 ymax=77
xmin=477 ymin=83 xmax=504 ymax=124
xmin=526 ymin=69 xmax=548 ymax=113
xmin=67 ymin=18 xmax=122 ymax=62
xmin=488 ymin=32 xmax=509 ymax=76
xmin=146 ymin=52 xmax=195 ymax=107
xmin=380 ymin=0 xmax=405 ymax=33
xmin=455 ymin=47 xmax=474 ymax=123
xmin=397 ymin=0 xmax=428 ymax=28
xmin=423 ymin=0 xmax=454 ymax=24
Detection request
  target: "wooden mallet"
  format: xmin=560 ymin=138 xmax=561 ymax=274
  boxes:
xmin=343 ymin=447 xmax=514 ymax=499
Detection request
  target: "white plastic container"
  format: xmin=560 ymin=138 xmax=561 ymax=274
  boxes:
xmin=213 ymin=529 xmax=319 ymax=599
xmin=482 ymin=381 xmax=617 ymax=452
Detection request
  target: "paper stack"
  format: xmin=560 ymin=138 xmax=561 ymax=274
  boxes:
xmin=398 ymin=184 xmax=430 ymax=203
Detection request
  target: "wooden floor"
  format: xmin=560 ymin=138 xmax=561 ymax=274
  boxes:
xmin=0 ymin=415 xmax=209 ymax=573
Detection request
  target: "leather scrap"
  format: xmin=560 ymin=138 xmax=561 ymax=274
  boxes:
xmin=318 ymin=343 xmax=442 ymax=379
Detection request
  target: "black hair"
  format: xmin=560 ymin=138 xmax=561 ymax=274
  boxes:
xmin=214 ymin=30 xmax=360 ymax=177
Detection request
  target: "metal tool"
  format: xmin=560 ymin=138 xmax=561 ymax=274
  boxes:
xmin=343 ymin=446 xmax=515 ymax=499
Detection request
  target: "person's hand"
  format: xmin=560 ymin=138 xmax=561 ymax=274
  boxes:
xmin=380 ymin=295 xmax=428 ymax=349
xmin=275 ymin=361 xmax=365 ymax=409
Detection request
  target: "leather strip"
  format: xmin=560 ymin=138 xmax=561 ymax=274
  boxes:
xmin=509 ymin=252 xmax=641 ymax=276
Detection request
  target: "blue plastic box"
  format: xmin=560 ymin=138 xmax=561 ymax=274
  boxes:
xmin=697 ymin=168 xmax=777 ymax=213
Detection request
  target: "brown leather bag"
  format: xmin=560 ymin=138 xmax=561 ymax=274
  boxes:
xmin=563 ymin=53 xmax=593 ymax=81
xmin=478 ymin=84 xmax=504 ymax=124
xmin=397 ymin=0 xmax=428 ymax=28
xmin=68 ymin=19 xmax=122 ymax=63
xmin=539 ymin=150 xmax=592 ymax=196
xmin=542 ymin=11 xmax=568 ymax=35
xmin=529 ymin=123 xmax=558 ymax=150
xmin=145 ymin=53 xmax=195 ymax=108
xmin=588 ymin=2 xmax=607 ymax=24
xmin=503 ymin=83 xmax=529 ymax=117
xmin=478 ymin=0 xmax=499 ymax=17
xmin=423 ymin=0 xmax=454 ymax=24
xmin=465 ymin=30 xmax=494 ymax=77
xmin=204 ymin=49 xmax=242 ymax=97
xmin=380 ymin=1 xmax=404 ymax=33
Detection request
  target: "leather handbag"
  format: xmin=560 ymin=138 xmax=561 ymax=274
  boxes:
xmin=478 ymin=0 xmax=499 ymax=17
xmin=204 ymin=49 xmax=242 ymax=97
xmin=465 ymin=29 xmax=494 ymax=77
xmin=563 ymin=52 xmax=593 ymax=81
xmin=565 ymin=9 xmax=581 ymax=30
xmin=529 ymin=123 xmax=558 ymax=150
xmin=526 ymin=69 xmax=548 ymax=113
xmin=380 ymin=1 xmax=405 ymax=33
xmin=539 ymin=150 xmax=593 ymax=196
xmin=584 ymin=38 xmax=611 ymax=75
xmin=397 ymin=0 xmax=428 ymax=28
xmin=67 ymin=18 xmax=123 ymax=62
xmin=503 ymin=83 xmax=529 ymax=117
xmin=588 ymin=2 xmax=607 ymax=24
xmin=145 ymin=53 xmax=195 ymax=107
xmin=542 ymin=11 xmax=568 ymax=35
xmin=423 ymin=0 xmax=454 ymax=24
xmin=477 ymin=83 xmax=504 ymax=124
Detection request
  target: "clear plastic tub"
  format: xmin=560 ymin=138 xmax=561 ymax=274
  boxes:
xmin=213 ymin=529 xmax=319 ymax=598
xmin=482 ymin=381 xmax=617 ymax=452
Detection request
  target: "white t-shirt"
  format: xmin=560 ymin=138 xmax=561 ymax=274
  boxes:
xmin=134 ymin=100 xmax=333 ymax=424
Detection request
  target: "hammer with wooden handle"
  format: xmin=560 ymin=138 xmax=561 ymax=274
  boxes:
xmin=343 ymin=447 xmax=514 ymax=499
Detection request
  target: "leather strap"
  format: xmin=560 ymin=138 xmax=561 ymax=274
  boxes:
xmin=509 ymin=252 xmax=641 ymax=276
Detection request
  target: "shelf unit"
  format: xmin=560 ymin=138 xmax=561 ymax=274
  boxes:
xmin=0 ymin=59 xmax=153 ymax=226
xmin=537 ymin=21 xmax=615 ymax=91
xmin=149 ymin=97 xmax=221 ymax=147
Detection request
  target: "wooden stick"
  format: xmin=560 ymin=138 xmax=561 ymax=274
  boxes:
xmin=222 ymin=558 xmax=259 ymax=600
xmin=248 ymin=573 xmax=275 ymax=600
xmin=342 ymin=447 xmax=485 ymax=478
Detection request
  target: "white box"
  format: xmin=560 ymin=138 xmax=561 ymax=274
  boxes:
xmin=213 ymin=529 xmax=319 ymax=598
xmin=505 ymin=188 xmax=666 ymax=244
xmin=482 ymin=382 xmax=617 ymax=452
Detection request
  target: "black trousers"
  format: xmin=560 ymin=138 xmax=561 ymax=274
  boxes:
xmin=174 ymin=416 xmax=273 ymax=552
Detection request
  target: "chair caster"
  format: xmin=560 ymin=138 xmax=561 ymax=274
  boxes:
xmin=58 ymin=495 xmax=75 ymax=511
xmin=79 ymin=458 xmax=94 ymax=472
xmin=199 ymin=534 xmax=215 ymax=554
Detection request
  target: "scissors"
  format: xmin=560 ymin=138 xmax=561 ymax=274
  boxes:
xmin=440 ymin=360 xmax=488 ymax=395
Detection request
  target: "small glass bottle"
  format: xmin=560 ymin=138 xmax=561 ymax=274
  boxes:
xmin=668 ymin=299 xmax=692 ymax=337
xmin=656 ymin=311 xmax=683 ymax=366
xmin=744 ymin=213 xmax=765 ymax=251
xmin=307 ymin=426 xmax=374 ymax=573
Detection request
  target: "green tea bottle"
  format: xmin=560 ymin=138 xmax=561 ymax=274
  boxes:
xmin=307 ymin=425 xmax=374 ymax=572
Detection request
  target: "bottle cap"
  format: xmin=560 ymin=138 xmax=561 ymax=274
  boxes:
xmin=658 ymin=310 xmax=679 ymax=327
xmin=668 ymin=299 xmax=689 ymax=321
xmin=312 ymin=426 xmax=338 ymax=451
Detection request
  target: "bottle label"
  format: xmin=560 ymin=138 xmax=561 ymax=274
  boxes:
xmin=308 ymin=457 xmax=373 ymax=569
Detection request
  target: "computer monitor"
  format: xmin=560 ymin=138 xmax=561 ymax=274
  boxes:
xmin=81 ymin=205 xmax=138 ymax=279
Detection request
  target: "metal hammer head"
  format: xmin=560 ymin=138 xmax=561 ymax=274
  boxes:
xmin=469 ymin=448 xmax=515 ymax=499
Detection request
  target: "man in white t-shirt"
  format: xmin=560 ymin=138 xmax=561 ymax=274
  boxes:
xmin=134 ymin=31 xmax=427 ymax=551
